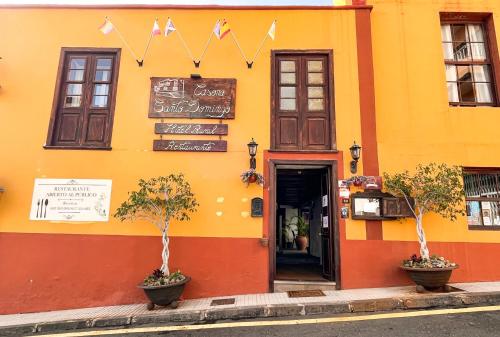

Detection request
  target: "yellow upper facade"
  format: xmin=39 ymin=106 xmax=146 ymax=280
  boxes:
xmin=1 ymin=1 xmax=500 ymax=243
xmin=0 ymin=7 xmax=361 ymax=238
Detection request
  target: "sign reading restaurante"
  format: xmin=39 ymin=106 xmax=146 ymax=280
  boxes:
xmin=29 ymin=179 xmax=112 ymax=222
xmin=153 ymin=140 xmax=227 ymax=152
xmin=149 ymin=77 xmax=236 ymax=119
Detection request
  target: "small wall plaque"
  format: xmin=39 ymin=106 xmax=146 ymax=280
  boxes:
xmin=251 ymin=197 xmax=263 ymax=217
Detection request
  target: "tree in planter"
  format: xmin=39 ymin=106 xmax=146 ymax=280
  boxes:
xmin=383 ymin=163 xmax=465 ymax=261
xmin=114 ymin=175 xmax=198 ymax=275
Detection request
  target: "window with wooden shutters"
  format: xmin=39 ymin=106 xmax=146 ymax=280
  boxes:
xmin=440 ymin=13 xmax=500 ymax=107
xmin=45 ymin=48 xmax=120 ymax=149
xmin=272 ymin=51 xmax=334 ymax=151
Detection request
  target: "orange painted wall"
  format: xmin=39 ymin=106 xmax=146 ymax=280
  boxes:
xmin=0 ymin=233 xmax=268 ymax=314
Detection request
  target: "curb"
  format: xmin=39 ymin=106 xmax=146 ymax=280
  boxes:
xmin=2 ymin=291 xmax=500 ymax=336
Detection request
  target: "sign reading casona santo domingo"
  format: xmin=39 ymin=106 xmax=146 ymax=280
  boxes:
xmin=29 ymin=179 xmax=112 ymax=222
xmin=149 ymin=77 xmax=236 ymax=119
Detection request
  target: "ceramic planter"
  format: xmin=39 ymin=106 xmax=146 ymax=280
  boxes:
xmin=295 ymin=235 xmax=308 ymax=251
xmin=138 ymin=276 xmax=190 ymax=310
xmin=400 ymin=266 xmax=458 ymax=291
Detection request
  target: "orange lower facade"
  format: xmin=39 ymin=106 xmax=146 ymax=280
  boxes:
xmin=2 ymin=232 xmax=500 ymax=314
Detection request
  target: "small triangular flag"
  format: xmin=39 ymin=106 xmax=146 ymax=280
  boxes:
xmin=213 ymin=20 xmax=221 ymax=39
xmin=165 ymin=18 xmax=176 ymax=36
xmin=219 ymin=19 xmax=231 ymax=39
xmin=152 ymin=19 xmax=161 ymax=36
xmin=268 ymin=21 xmax=276 ymax=41
xmin=99 ymin=19 xmax=113 ymax=35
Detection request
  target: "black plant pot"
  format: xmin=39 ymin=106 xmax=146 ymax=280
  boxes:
xmin=138 ymin=276 xmax=190 ymax=310
xmin=400 ymin=266 xmax=458 ymax=291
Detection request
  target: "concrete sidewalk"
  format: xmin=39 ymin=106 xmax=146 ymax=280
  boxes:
xmin=2 ymin=281 xmax=500 ymax=336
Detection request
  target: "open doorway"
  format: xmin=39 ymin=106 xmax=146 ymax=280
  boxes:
xmin=275 ymin=166 xmax=335 ymax=283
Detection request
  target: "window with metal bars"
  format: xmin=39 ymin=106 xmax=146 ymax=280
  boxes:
xmin=463 ymin=169 xmax=500 ymax=229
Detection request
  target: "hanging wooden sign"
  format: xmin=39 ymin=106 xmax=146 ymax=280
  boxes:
xmin=149 ymin=77 xmax=236 ymax=119
xmin=153 ymin=139 xmax=227 ymax=152
xmin=155 ymin=123 xmax=228 ymax=135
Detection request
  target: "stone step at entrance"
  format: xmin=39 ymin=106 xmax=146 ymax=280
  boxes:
xmin=273 ymin=280 xmax=337 ymax=293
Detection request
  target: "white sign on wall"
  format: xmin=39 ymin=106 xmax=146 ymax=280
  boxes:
xmin=30 ymin=179 xmax=112 ymax=222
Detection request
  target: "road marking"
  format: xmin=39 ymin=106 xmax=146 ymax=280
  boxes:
xmin=34 ymin=305 xmax=500 ymax=337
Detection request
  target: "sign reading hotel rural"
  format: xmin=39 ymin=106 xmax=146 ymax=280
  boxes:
xmin=153 ymin=139 xmax=227 ymax=152
xmin=155 ymin=123 xmax=228 ymax=135
xmin=148 ymin=77 xmax=236 ymax=119
xmin=29 ymin=179 xmax=112 ymax=222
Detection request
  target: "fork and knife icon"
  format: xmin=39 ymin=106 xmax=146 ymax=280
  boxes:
xmin=36 ymin=198 xmax=49 ymax=218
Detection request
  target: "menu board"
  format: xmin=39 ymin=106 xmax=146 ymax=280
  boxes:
xmin=29 ymin=179 xmax=112 ymax=222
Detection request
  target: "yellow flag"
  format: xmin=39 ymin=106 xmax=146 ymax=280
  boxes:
xmin=268 ymin=21 xmax=276 ymax=41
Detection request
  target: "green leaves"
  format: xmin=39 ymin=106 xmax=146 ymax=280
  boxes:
xmin=114 ymin=174 xmax=199 ymax=227
xmin=383 ymin=163 xmax=465 ymax=221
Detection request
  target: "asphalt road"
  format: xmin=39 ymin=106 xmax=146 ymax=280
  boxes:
xmin=41 ymin=306 xmax=500 ymax=337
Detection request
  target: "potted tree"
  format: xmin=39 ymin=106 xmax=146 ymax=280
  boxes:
xmin=114 ymin=175 xmax=198 ymax=310
xmin=291 ymin=216 xmax=309 ymax=251
xmin=383 ymin=163 xmax=464 ymax=292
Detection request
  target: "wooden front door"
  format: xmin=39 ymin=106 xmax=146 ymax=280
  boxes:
xmin=271 ymin=51 xmax=334 ymax=151
xmin=320 ymin=168 xmax=335 ymax=280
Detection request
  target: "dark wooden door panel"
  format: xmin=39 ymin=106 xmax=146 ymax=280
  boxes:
xmin=85 ymin=113 xmax=108 ymax=143
xmin=57 ymin=113 xmax=81 ymax=143
xmin=305 ymin=118 xmax=327 ymax=146
xmin=278 ymin=117 xmax=299 ymax=147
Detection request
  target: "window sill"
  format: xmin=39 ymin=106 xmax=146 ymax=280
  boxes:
xmin=43 ymin=145 xmax=112 ymax=151
xmin=468 ymin=225 xmax=500 ymax=231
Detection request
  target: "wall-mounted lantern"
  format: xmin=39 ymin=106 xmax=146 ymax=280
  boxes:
xmin=247 ymin=138 xmax=258 ymax=169
xmin=349 ymin=141 xmax=362 ymax=174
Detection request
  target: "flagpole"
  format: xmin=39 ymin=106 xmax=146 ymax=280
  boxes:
xmin=195 ymin=31 xmax=214 ymax=68
xmin=250 ymin=20 xmax=276 ymax=66
xmin=230 ymin=31 xmax=249 ymax=64
xmin=141 ymin=19 xmax=159 ymax=67
xmin=250 ymin=33 xmax=269 ymax=64
xmin=175 ymin=30 xmax=195 ymax=61
xmin=108 ymin=18 xmax=139 ymax=62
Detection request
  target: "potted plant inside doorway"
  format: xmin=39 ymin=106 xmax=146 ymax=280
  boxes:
xmin=114 ymin=175 xmax=198 ymax=310
xmin=291 ymin=216 xmax=309 ymax=251
xmin=383 ymin=163 xmax=465 ymax=292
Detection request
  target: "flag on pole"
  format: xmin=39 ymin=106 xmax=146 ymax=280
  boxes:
xmin=268 ymin=21 xmax=276 ymax=40
xmin=165 ymin=18 xmax=176 ymax=36
xmin=333 ymin=0 xmax=348 ymax=5
xmin=219 ymin=19 xmax=231 ymax=39
xmin=213 ymin=20 xmax=221 ymax=39
xmin=152 ymin=19 xmax=161 ymax=36
xmin=99 ymin=19 xmax=114 ymax=35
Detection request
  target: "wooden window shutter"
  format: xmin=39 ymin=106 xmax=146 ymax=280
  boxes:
xmin=46 ymin=48 xmax=121 ymax=150
xmin=272 ymin=52 xmax=333 ymax=151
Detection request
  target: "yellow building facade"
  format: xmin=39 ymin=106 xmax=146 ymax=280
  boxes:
xmin=1 ymin=0 xmax=500 ymax=314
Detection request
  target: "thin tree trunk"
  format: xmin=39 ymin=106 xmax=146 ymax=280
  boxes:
xmin=160 ymin=220 xmax=170 ymax=275
xmin=416 ymin=212 xmax=430 ymax=260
